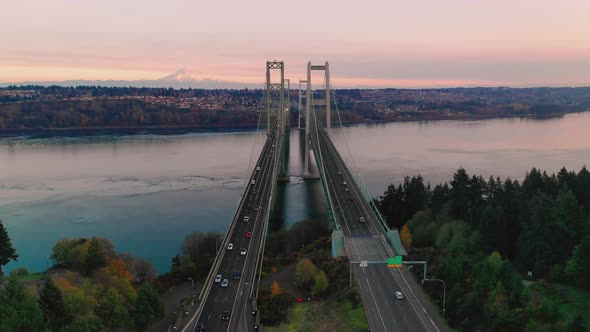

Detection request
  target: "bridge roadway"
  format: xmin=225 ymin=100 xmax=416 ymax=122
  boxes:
xmin=311 ymin=117 xmax=448 ymax=332
xmin=187 ymin=123 xmax=280 ymax=332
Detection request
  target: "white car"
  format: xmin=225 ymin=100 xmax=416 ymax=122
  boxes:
xmin=240 ymin=248 xmax=247 ymax=256
xmin=227 ymin=243 xmax=233 ymax=250
xmin=214 ymin=274 xmax=222 ymax=283
xmin=359 ymin=217 xmax=366 ymax=223
xmin=395 ymin=291 xmax=403 ymax=300
xmin=256 ymin=166 xmax=261 ymax=171
xmin=243 ymin=216 xmax=250 ymax=223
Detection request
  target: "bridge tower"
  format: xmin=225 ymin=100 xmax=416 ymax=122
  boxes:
xmin=304 ymin=61 xmax=331 ymax=178
xmin=298 ymin=79 xmax=308 ymax=129
xmin=265 ymin=61 xmax=285 ymax=135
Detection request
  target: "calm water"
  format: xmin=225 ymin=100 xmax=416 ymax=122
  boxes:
xmin=2 ymin=112 xmax=590 ymax=274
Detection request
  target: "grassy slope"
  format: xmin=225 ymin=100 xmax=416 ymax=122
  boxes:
xmin=265 ymin=297 xmax=368 ymax=332
xmin=7 ymin=272 xmax=46 ymax=282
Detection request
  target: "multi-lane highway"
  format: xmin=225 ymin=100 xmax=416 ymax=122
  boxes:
xmin=311 ymin=114 xmax=448 ymax=332
xmin=186 ymin=123 xmax=280 ymax=332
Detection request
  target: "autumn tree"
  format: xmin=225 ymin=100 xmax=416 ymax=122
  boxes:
xmin=134 ymin=258 xmax=157 ymax=284
xmin=107 ymin=257 xmax=133 ymax=281
xmin=270 ymin=281 xmax=282 ymax=296
xmin=0 ymin=219 xmax=19 ymax=278
xmin=39 ymin=277 xmax=72 ymax=331
xmin=295 ymin=258 xmax=319 ymax=291
xmin=401 ymin=224 xmax=413 ymax=252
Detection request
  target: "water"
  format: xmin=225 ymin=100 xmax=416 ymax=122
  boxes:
xmin=2 ymin=112 xmax=590 ymax=274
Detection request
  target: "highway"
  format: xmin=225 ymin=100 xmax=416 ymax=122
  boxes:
xmin=311 ymin=114 xmax=448 ymax=332
xmin=187 ymin=123 xmax=280 ymax=332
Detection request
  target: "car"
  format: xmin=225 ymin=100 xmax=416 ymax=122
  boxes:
xmin=345 ymin=187 xmax=349 ymax=192
xmin=247 ymin=203 xmax=252 ymax=210
xmin=227 ymin=243 xmax=233 ymax=250
xmin=343 ymin=181 xmax=347 ymax=185
xmin=395 ymin=291 xmax=403 ymax=300
xmin=221 ymin=309 xmax=231 ymax=320
xmin=253 ymin=189 xmax=257 ymax=196
xmin=214 ymin=274 xmax=222 ymax=283
xmin=221 ymin=279 xmax=229 ymax=288
xmin=254 ymin=206 xmax=259 ymax=211
xmin=233 ymin=271 xmax=241 ymax=280
xmin=338 ymin=171 xmax=342 ymax=175
xmin=241 ymin=248 xmax=247 ymax=256
xmin=243 ymin=216 xmax=250 ymax=223
xmin=251 ymin=179 xmax=256 ymax=185
xmin=195 ymin=322 xmax=205 ymax=332
xmin=256 ymin=166 xmax=261 ymax=171
xmin=246 ymin=232 xmax=252 ymax=238
xmin=359 ymin=217 xmax=366 ymax=223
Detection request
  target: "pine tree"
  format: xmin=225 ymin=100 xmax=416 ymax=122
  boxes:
xmin=39 ymin=277 xmax=72 ymax=331
xmin=134 ymin=283 xmax=164 ymax=330
xmin=0 ymin=219 xmax=19 ymax=278
xmin=84 ymin=237 xmax=107 ymax=275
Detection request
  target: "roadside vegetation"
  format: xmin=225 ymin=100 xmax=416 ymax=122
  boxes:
xmin=257 ymin=218 xmax=368 ymax=330
xmin=376 ymin=167 xmax=590 ymax=331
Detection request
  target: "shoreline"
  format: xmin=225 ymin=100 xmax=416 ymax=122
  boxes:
xmin=0 ymin=112 xmax=574 ymax=138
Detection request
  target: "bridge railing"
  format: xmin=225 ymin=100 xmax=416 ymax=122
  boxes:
xmin=309 ymin=121 xmax=340 ymax=231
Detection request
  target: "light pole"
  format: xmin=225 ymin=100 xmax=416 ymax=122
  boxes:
xmin=423 ymin=278 xmax=446 ymax=317
xmin=188 ymin=277 xmax=195 ymax=307
xmin=215 ymin=236 xmax=224 ymax=253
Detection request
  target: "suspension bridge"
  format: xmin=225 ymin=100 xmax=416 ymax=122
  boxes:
xmin=182 ymin=61 xmax=448 ymax=332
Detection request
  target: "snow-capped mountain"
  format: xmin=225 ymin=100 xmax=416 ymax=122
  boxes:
xmin=0 ymin=68 xmax=258 ymax=89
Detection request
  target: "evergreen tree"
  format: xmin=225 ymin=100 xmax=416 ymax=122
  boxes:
xmin=84 ymin=237 xmax=107 ymax=275
xmin=39 ymin=277 xmax=72 ymax=331
xmin=0 ymin=219 xmax=19 ymax=278
xmin=134 ymin=283 xmax=164 ymax=330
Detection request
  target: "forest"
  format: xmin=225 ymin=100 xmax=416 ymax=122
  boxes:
xmin=376 ymin=167 xmax=590 ymax=331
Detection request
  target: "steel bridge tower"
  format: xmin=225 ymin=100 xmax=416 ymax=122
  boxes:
xmin=265 ymin=61 xmax=285 ymax=135
xmin=304 ymin=61 xmax=331 ymax=178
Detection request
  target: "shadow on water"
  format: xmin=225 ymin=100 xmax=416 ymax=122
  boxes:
xmin=266 ymin=129 xmax=330 ymax=256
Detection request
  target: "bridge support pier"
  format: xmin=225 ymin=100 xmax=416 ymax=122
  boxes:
xmin=303 ymin=61 xmax=330 ymax=178
xmin=331 ymin=230 xmax=345 ymax=257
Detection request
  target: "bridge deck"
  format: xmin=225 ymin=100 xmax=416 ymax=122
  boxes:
xmin=186 ymin=123 xmax=280 ymax=332
xmin=311 ymin=115 xmax=448 ymax=332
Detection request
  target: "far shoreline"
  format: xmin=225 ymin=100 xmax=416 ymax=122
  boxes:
xmin=0 ymin=111 xmax=577 ymax=139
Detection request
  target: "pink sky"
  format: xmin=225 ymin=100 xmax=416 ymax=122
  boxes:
xmin=1 ymin=0 xmax=589 ymax=88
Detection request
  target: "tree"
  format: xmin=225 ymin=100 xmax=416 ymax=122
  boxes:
xmin=85 ymin=237 xmax=107 ymax=275
xmin=295 ymin=258 xmax=319 ymax=291
xmin=0 ymin=219 xmax=19 ymax=278
xmin=312 ymin=271 xmax=329 ymax=298
xmin=134 ymin=258 xmax=157 ymax=284
xmin=39 ymin=277 xmax=72 ymax=331
xmin=270 ymin=281 xmax=282 ymax=296
xmin=134 ymin=283 xmax=164 ymax=330
xmin=96 ymin=288 xmax=130 ymax=329
xmin=0 ymin=279 xmax=47 ymax=331
xmin=400 ymin=225 xmax=413 ymax=252
xmin=107 ymin=257 xmax=133 ymax=281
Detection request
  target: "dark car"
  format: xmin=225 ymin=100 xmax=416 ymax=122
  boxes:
xmin=233 ymin=271 xmax=241 ymax=280
xmin=222 ymin=309 xmax=231 ymax=320
xmin=195 ymin=322 xmax=205 ymax=331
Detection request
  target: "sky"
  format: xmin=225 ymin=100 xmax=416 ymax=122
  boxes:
xmin=1 ymin=0 xmax=590 ymax=88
